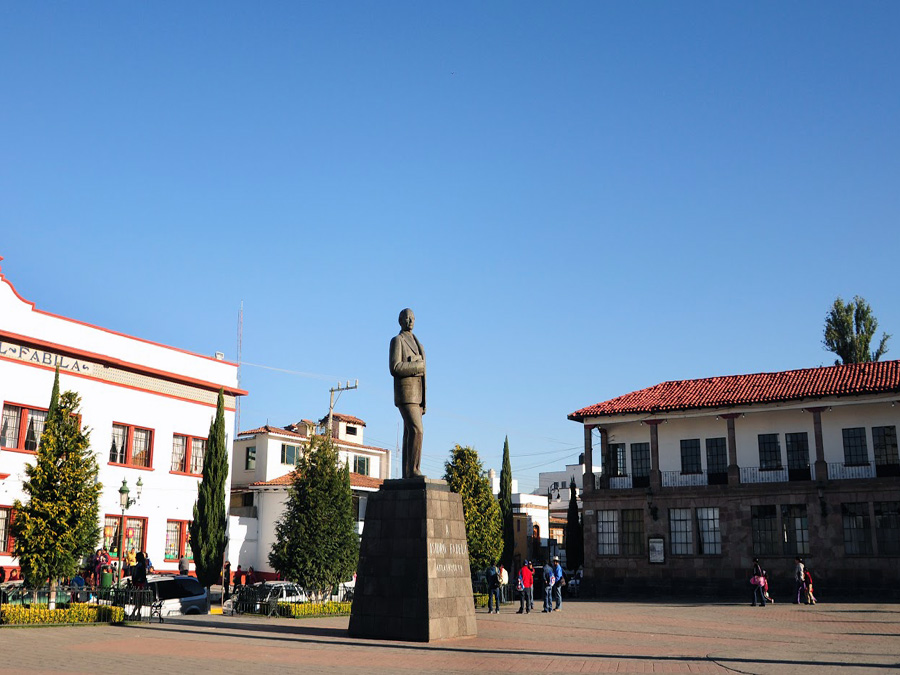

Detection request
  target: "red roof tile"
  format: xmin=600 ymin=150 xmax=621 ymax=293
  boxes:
xmin=319 ymin=413 xmax=367 ymax=426
xmin=569 ymin=360 xmax=900 ymax=421
xmin=238 ymin=425 xmax=306 ymax=439
xmin=250 ymin=471 xmax=383 ymax=490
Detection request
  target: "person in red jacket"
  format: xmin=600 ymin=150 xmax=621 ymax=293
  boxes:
xmin=516 ymin=561 xmax=534 ymax=614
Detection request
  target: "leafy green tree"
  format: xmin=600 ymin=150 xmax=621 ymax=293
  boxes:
xmin=498 ymin=436 xmax=514 ymax=570
xmin=268 ymin=435 xmax=358 ymax=597
xmin=12 ymin=369 xmax=102 ymax=588
xmin=190 ymin=389 xmax=228 ymax=590
xmin=824 ymin=295 xmax=891 ymax=365
xmin=564 ymin=479 xmax=584 ymax=572
xmin=444 ymin=444 xmax=502 ymax=572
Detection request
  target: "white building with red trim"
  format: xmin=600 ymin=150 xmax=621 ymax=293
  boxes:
xmin=0 ymin=257 xmax=245 ymax=577
xmin=228 ymin=414 xmax=388 ymax=579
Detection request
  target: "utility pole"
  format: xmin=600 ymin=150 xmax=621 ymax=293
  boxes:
xmin=327 ymin=380 xmax=358 ymax=439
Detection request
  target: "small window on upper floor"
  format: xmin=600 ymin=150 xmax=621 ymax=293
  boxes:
xmin=353 ymin=455 xmax=370 ymax=476
xmin=281 ymin=443 xmax=300 ymax=466
xmin=245 ymin=446 xmax=256 ymax=471
xmin=842 ymin=428 xmax=869 ymax=466
xmin=757 ymin=433 xmax=782 ymax=470
xmin=109 ymin=423 xmax=153 ymax=469
xmin=346 ymin=426 xmax=358 ymax=436
xmin=1 ymin=403 xmax=48 ymax=452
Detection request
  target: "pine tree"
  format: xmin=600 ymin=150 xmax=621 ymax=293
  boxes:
xmin=189 ymin=389 xmax=228 ymax=590
xmin=498 ymin=436 xmax=514 ymax=570
xmin=564 ymin=479 xmax=584 ymax=572
xmin=444 ymin=444 xmax=502 ymax=572
xmin=268 ymin=435 xmax=358 ymax=597
xmin=11 ymin=369 xmax=101 ymax=588
xmin=823 ymin=295 xmax=891 ymax=364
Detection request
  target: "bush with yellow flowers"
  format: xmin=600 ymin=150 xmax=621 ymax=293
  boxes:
xmin=276 ymin=601 xmax=352 ymax=618
xmin=1 ymin=603 xmax=125 ymax=625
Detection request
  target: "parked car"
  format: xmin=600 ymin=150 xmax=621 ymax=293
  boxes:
xmin=135 ymin=575 xmax=209 ymax=617
xmin=253 ymin=581 xmax=308 ymax=604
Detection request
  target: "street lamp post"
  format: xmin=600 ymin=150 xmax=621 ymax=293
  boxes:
xmin=117 ymin=477 xmax=143 ymax=585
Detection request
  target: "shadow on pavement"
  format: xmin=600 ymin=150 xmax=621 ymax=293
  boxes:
xmin=120 ymin=617 xmax=900 ymax=671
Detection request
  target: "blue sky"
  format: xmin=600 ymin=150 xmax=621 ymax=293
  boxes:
xmin=2 ymin=2 xmax=898 ymax=491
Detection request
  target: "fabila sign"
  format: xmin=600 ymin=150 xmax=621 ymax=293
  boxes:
xmin=0 ymin=341 xmax=92 ymax=374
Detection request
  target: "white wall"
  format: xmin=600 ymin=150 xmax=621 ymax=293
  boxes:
xmin=0 ymin=267 xmax=239 ymax=573
xmin=598 ymin=398 xmax=899 ymax=471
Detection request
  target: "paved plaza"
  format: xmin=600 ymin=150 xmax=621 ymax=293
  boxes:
xmin=1 ymin=599 xmax=898 ymax=674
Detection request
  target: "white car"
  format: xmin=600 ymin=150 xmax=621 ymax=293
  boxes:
xmin=125 ymin=575 xmax=209 ymax=619
xmin=253 ymin=581 xmax=308 ymax=603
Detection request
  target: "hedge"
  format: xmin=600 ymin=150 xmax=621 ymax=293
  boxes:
xmin=276 ymin=601 xmax=352 ymax=618
xmin=1 ymin=603 xmax=125 ymax=626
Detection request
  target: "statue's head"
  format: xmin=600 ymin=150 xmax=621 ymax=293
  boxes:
xmin=398 ymin=308 xmax=415 ymax=331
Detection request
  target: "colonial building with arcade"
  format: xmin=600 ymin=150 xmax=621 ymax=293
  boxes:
xmin=570 ymin=361 xmax=900 ymax=598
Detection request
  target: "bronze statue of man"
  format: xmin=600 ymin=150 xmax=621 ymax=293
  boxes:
xmin=389 ymin=308 xmax=426 ymax=478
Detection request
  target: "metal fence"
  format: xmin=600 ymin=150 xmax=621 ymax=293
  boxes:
xmin=230 ymin=583 xmax=355 ymax=618
xmin=0 ymin=584 xmax=155 ymax=626
xmin=471 ymin=579 xmax=516 ymax=608
xmin=828 ymin=461 xmax=876 ymax=480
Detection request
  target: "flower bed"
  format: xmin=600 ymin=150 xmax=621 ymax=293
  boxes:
xmin=1 ymin=603 xmax=125 ymax=626
xmin=276 ymin=601 xmax=352 ymax=618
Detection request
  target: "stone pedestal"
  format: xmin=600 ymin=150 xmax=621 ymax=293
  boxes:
xmin=348 ymin=478 xmax=476 ymax=642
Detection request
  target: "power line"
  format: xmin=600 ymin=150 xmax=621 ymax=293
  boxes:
xmin=515 ymin=452 xmax=581 ymax=472
xmin=240 ymin=361 xmax=340 ymax=381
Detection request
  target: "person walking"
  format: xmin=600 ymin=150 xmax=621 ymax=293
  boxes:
xmin=804 ymin=567 xmax=817 ymax=604
xmin=542 ymin=561 xmax=556 ymax=613
xmin=487 ymin=562 xmax=501 ymax=614
xmin=178 ymin=554 xmax=190 ymax=576
xmin=516 ymin=561 xmax=534 ymax=614
xmin=751 ymin=558 xmax=766 ymax=607
xmin=794 ymin=557 xmax=806 ymax=604
xmin=552 ymin=556 xmax=565 ymax=611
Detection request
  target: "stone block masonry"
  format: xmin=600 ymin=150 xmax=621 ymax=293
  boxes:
xmin=348 ymin=478 xmax=477 ymax=642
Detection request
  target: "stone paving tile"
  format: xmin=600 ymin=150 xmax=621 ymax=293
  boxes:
xmin=1 ymin=600 xmax=898 ymax=674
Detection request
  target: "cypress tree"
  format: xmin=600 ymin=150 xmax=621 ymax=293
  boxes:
xmin=190 ymin=389 xmax=228 ymax=590
xmin=444 ymin=444 xmax=502 ymax=572
xmin=11 ymin=371 xmax=101 ymax=588
xmin=47 ymin=365 xmax=60 ymax=419
xmin=498 ymin=436 xmax=514 ymax=569
xmin=564 ymin=479 xmax=584 ymax=572
xmin=268 ymin=435 xmax=358 ymax=597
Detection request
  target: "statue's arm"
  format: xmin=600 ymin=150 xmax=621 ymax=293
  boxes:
xmin=390 ymin=336 xmax=424 ymax=377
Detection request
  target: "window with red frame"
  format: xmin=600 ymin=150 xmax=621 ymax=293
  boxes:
xmin=164 ymin=520 xmax=193 ymax=561
xmin=103 ymin=515 xmax=147 ymax=559
xmin=1 ymin=403 xmax=48 ymax=452
xmin=171 ymin=435 xmax=206 ymax=475
xmin=109 ymin=423 xmax=153 ymax=468
xmin=0 ymin=507 xmax=14 ymax=554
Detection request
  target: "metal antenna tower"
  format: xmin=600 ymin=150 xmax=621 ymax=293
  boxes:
xmin=235 ymin=301 xmax=243 ymax=436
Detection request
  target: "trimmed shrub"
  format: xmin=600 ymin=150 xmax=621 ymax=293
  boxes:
xmin=276 ymin=601 xmax=352 ymax=618
xmin=1 ymin=603 xmax=124 ymax=625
